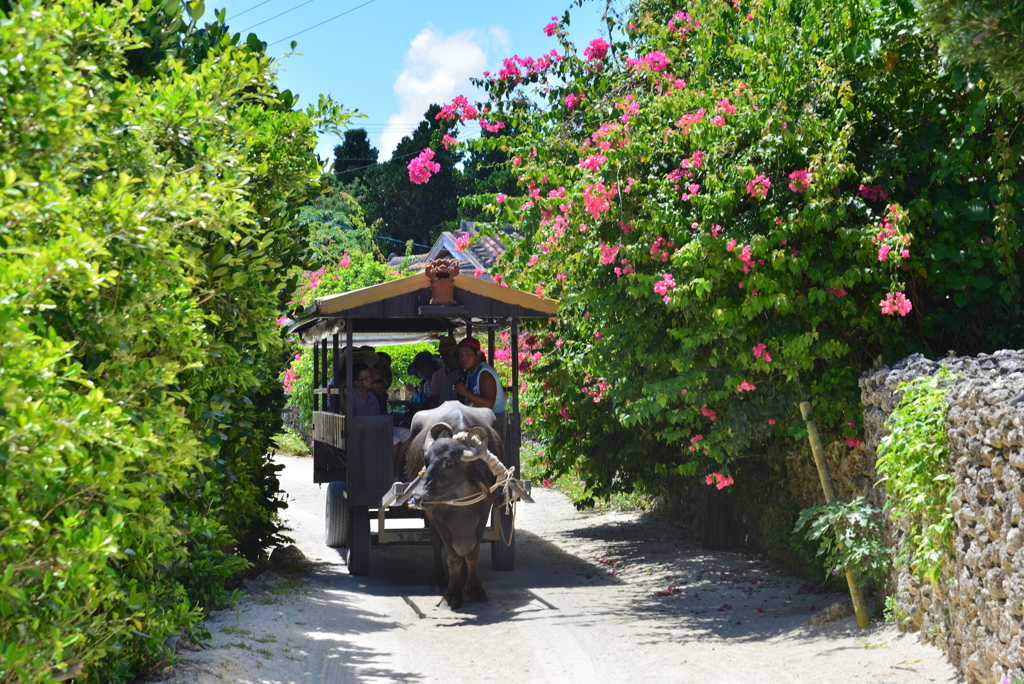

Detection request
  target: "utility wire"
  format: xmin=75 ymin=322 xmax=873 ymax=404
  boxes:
xmin=269 ymin=0 xmax=376 ymax=46
xmin=233 ymin=0 xmax=276 ymax=19
xmin=240 ymin=0 xmax=317 ymax=33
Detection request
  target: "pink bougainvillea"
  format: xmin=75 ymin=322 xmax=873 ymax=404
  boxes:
xmin=701 ymin=406 xmax=717 ymax=421
xmin=578 ymin=154 xmax=607 ymax=172
xmin=859 ymin=183 xmax=887 ymax=201
xmin=453 ymin=234 xmax=471 ymax=251
xmin=879 ymin=291 xmax=913 ymax=316
xmin=746 ymin=174 xmax=771 ymax=199
xmin=788 ymin=169 xmax=809 ymax=192
xmin=543 ymin=17 xmax=559 ymax=36
xmin=408 ymin=148 xmax=440 ymax=184
xmin=653 ymin=272 xmax=676 ymax=303
xmin=736 ymin=379 xmax=756 ymax=392
xmin=600 ymin=242 xmax=620 ymax=265
xmin=584 ymin=38 xmax=610 ymax=62
xmin=338 ymin=252 xmax=351 ymax=269
xmin=705 ymin=472 xmax=734 ymax=490
xmin=845 ymin=437 xmax=863 ymax=448
xmin=752 ymin=343 xmax=772 ymax=363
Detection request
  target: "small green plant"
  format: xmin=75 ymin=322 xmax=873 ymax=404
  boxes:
xmin=257 ymin=648 xmax=273 ymax=658
xmin=876 ymin=372 xmax=955 ymax=585
xmin=272 ymin=428 xmax=311 ymax=456
xmin=883 ymin=594 xmax=907 ymax=624
xmin=793 ymin=496 xmax=891 ymax=586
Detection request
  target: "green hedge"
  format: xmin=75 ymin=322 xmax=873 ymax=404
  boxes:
xmin=0 ymin=1 xmax=348 ymax=681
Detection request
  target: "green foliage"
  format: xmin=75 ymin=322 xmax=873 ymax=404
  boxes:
xmin=916 ymin=0 xmax=1024 ymax=96
xmin=451 ymin=0 xmax=1023 ymax=506
xmin=0 ymin=1 xmax=349 ymax=680
xmin=794 ymin=497 xmax=891 ymax=585
xmin=271 ymin=429 xmax=311 ymax=457
xmin=876 ymin=372 xmax=955 ymax=584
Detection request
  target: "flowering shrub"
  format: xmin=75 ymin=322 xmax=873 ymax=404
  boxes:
xmin=407 ymin=147 xmax=440 ymax=184
xmin=433 ymin=0 xmax=1023 ymax=507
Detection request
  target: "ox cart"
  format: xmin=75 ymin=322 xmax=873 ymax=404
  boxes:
xmin=287 ymin=263 xmax=557 ymax=576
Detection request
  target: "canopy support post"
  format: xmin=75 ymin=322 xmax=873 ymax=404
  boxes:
xmin=345 ymin=320 xmax=354 ymax=426
xmin=321 ymin=337 xmax=328 ymax=412
xmin=313 ymin=338 xmax=320 ymax=412
xmin=511 ymin=318 xmax=519 ymax=414
xmin=332 ymin=334 xmax=340 ymax=414
xmin=487 ymin=328 xmax=495 ymax=367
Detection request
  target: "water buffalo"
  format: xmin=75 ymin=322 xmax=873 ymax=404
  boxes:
xmin=401 ymin=401 xmax=503 ymax=610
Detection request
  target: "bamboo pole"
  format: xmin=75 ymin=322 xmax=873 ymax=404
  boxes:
xmin=800 ymin=401 xmax=871 ymax=629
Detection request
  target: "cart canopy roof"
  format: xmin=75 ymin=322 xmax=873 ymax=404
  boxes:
xmin=288 ymin=272 xmax=558 ymax=347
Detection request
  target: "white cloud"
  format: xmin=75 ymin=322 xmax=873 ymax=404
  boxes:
xmin=379 ymin=26 xmax=505 ymax=160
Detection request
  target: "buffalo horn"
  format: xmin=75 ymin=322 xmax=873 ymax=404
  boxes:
xmin=424 ymin=422 xmax=453 ymax=450
xmin=460 ymin=426 xmax=488 ymax=461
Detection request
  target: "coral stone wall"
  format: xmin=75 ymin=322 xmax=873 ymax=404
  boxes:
xmin=859 ymin=351 xmax=1024 ymax=684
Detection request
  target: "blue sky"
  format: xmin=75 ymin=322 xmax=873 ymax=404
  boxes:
xmin=207 ymin=0 xmax=608 ymax=162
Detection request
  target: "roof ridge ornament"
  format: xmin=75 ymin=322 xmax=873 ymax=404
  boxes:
xmin=425 ymin=257 xmax=460 ymax=306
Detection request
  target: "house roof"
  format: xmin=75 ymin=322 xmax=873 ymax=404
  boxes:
xmin=386 ymin=221 xmax=518 ymax=278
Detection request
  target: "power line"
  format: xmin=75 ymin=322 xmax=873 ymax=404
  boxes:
xmin=233 ymin=0 xmax=276 ymax=19
xmin=269 ymin=0 xmax=376 ymax=46
xmin=240 ymin=0 xmax=317 ymax=33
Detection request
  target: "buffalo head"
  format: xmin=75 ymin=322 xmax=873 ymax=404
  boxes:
xmin=405 ymin=422 xmax=492 ymax=508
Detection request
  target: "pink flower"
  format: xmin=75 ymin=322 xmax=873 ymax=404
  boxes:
xmin=752 ymin=343 xmax=769 ymax=360
xmin=711 ymin=225 xmax=723 ymax=237
xmin=600 ymin=243 xmax=620 ymax=265
xmin=710 ymin=115 xmax=726 ymax=128
xmin=878 ymin=244 xmax=892 ymax=261
xmin=859 ymin=184 xmax=888 ymax=201
xmin=584 ymin=38 xmax=610 ymax=62
xmin=845 ymin=437 xmax=863 ymax=448
xmin=338 ymin=252 xmax=352 ymax=269
xmin=474 ymin=268 xmax=485 ymax=278
xmin=496 ymin=193 xmax=507 ymax=203
xmin=788 ymin=169 xmax=809 ymax=193
xmin=701 ymin=407 xmax=717 ymax=421
xmin=453 ymin=234 xmax=471 ymax=251
xmin=480 ymin=119 xmax=505 ymax=133
xmin=442 ymin=134 xmax=457 ymax=150
xmin=642 ymin=50 xmax=670 ymax=72
xmin=727 ymin=239 xmax=737 ymax=252
xmin=275 ymin=315 xmax=288 ymax=327
xmin=736 ymin=380 xmax=756 ymax=392
xmin=564 ymin=93 xmax=579 ymax=109
xmin=901 ymin=249 xmax=910 ymax=259
xmin=543 ymin=17 xmax=559 ymax=36
xmin=828 ymin=287 xmax=848 ymax=297
xmin=594 ymin=331 xmax=602 ymax=339
xmin=879 ymin=291 xmax=913 ymax=316
xmin=578 ymin=154 xmax=607 ymax=172
xmin=769 ymin=418 xmax=776 ymax=425
xmin=746 ymin=174 xmax=771 ymax=199
xmin=535 ymin=284 xmax=545 ymax=299
xmin=527 ymin=255 xmax=539 ymax=268
xmin=408 ymin=148 xmax=440 ymax=184
xmin=705 ymin=472 xmax=734 ymax=490
xmin=653 ymin=273 xmax=677 ymax=303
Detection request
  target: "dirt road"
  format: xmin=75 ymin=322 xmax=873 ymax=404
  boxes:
xmin=158 ymin=454 xmax=962 ymax=684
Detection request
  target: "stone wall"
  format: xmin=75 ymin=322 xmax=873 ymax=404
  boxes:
xmin=859 ymin=350 xmax=1024 ymax=684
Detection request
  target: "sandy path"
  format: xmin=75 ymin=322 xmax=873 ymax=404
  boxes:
xmin=154 ymin=454 xmax=963 ymax=684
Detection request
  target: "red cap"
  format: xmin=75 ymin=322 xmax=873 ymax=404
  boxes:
xmin=458 ymin=337 xmax=482 ymax=352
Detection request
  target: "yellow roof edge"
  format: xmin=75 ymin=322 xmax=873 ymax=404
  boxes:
xmin=316 ymin=273 xmax=429 ymax=315
xmin=455 ymin=273 xmax=560 ymax=315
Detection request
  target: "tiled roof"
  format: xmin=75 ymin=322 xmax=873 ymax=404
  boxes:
xmin=386 ymin=221 xmax=519 ymax=280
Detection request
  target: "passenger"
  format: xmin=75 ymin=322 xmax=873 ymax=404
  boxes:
xmin=429 ymin=336 xmax=461 ymax=407
xmin=339 ymin=363 xmax=384 ymax=416
xmin=453 ymin=337 xmax=505 ymax=413
xmin=450 ymin=336 xmax=515 ymax=481
xmin=373 ymin=351 xmax=394 ymax=393
xmin=403 ymin=350 xmax=439 ymax=409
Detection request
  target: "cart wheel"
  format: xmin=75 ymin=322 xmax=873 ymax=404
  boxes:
xmin=346 ymin=505 xmax=370 ymax=576
xmin=491 ymin=505 xmax=515 ymax=571
xmin=325 ymin=482 xmax=349 ymax=548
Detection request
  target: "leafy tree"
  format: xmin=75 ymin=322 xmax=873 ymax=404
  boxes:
xmin=441 ymin=0 xmax=1023 ymax=508
xmin=0 ymin=1 xmax=349 ymax=680
xmin=917 ymin=0 xmax=1024 ymax=97
xmin=333 ymin=127 xmax=379 ymax=189
xmin=362 ymin=104 xmax=462 ymax=245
